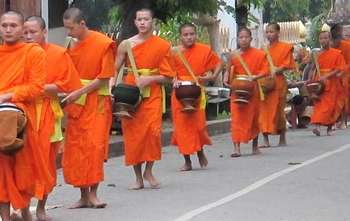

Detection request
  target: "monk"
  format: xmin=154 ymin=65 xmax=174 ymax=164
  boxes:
xmin=171 ymin=23 xmax=222 ymax=171
xmin=310 ymin=28 xmax=346 ymax=136
xmin=260 ymin=23 xmax=295 ymax=147
xmin=330 ymin=24 xmax=350 ymax=129
xmin=23 ymin=16 xmax=82 ymax=220
xmin=0 ymin=11 xmax=47 ymax=221
xmin=115 ymin=8 xmax=174 ymax=189
xmin=224 ymin=27 xmax=269 ymax=157
xmin=61 ymin=8 xmax=115 ymax=208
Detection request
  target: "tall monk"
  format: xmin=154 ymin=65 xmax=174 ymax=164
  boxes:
xmin=23 ymin=16 xmax=82 ymax=220
xmin=115 ymin=8 xmax=174 ymax=190
xmin=224 ymin=27 xmax=269 ymax=157
xmin=171 ymin=23 xmax=222 ymax=171
xmin=260 ymin=23 xmax=295 ymax=147
xmin=61 ymin=8 xmax=115 ymax=208
xmin=310 ymin=28 xmax=346 ymax=136
xmin=330 ymin=24 xmax=350 ymax=129
xmin=0 ymin=11 xmax=46 ymax=221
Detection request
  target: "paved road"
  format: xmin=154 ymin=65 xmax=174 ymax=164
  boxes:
xmin=42 ymin=127 xmax=350 ymax=221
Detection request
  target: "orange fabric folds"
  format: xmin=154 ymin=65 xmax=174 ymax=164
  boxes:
xmin=171 ymin=43 xmax=221 ymax=154
xmin=311 ymin=48 xmax=346 ymax=125
xmin=121 ymin=36 xmax=175 ymax=166
xmin=259 ymin=41 xmax=295 ymax=134
xmin=230 ymin=48 xmax=269 ymax=143
xmin=0 ymin=42 xmax=46 ymax=207
xmin=62 ymin=31 xmax=115 ymax=187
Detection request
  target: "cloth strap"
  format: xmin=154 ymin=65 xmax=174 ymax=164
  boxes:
xmin=233 ymin=50 xmax=265 ymax=101
xmin=263 ymin=46 xmax=276 ymax=77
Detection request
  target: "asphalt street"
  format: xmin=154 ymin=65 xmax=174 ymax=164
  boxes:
xmin=39 ymin=127 xmax=350 ymax=221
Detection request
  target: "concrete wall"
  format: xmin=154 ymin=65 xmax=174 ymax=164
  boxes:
xmin=48 ymin=27 xmax=66 ymax=46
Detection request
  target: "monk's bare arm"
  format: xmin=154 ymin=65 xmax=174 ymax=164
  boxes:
xmin=320 ymin=69 xmax=341 ymax=81
xmin=0 ymin=93 xmax=14 ymax=103
xmin=223 ymin=58 xmax=232 ymax=87
xmin=199 ymin=62 xmax=224 ymax=83
xmin=110 ymin=41 xmax=127 ymax=87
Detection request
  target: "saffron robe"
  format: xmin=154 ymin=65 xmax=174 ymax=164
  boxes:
xmin=37 ymin=43 xmax=82 ymax=195
xmin=121 ymin=35 xmax=175 ymax=166
xmin=63 ymin=31 xmax=115 ymax=187
xmin=171 ymin=43 xmax=221 ymax=155
xmin=230 ymin=47 xmax=269 ymax=143
xmin=0 ymin=42 xmax=46 ymax=208
xmin=259 ymin=41 xmax=295 ymax=134
xmin=311 ymin=48 xmax=346 ymax=125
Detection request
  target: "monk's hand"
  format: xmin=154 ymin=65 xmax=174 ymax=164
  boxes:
xmin=319 ymin=76 xmax=327 ymax=82
xmin=199 ymin=73 xmax=213 ymax=83
xmin=44 ymin=84 xmax=59 ymax=96
xmin=173 ymin=79 xmax=180 ymax=88
xmin=136 ymin=76 xmax=153 ymax=88
xmin=223 ymin=73 xmax=230 ymax=87
xmin=0 ymin=93 xmax=12 ymax=103
xmin=61 ymin=90 xmax=81 ymax=104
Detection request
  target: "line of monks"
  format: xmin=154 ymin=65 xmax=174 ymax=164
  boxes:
xmin=0 ymin=7 xmax=349 ymax=221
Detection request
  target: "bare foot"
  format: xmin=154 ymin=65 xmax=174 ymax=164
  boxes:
xmin=230 ymin=153 xmax=241 ymax=158
xmin=326 ymin=128 xmax=334 ymax=136
xmin=143 ymin=173 xmax=160 ymax=189
xmin=68 ymin=199 xmax=90 ymax=209
xmin=21 ymin=208 xmax=33 ymax=221
xmin=278 ymin=142 xmax=287 ymax=147
xmin=198 ymin=153 xmax=208 ymax=168
xmin=179 ymin=164 xmax=192 ymax=172
xmin=259 ymin=145 xmax=271 ymax=148
xmin=10 ymin=209 xmax=21 ymax=221
xmin=312 ymin=128 xmax=321 ymax=136
xmin=128 ymin=180 xmax=144 ymax=190
xmin=36 ymin=208 xmax=52 ymax=221
xmin=88 ymin=195 xmax=107 ymax=209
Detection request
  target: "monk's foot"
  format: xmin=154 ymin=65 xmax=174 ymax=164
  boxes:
xmin=128 ymin=180 xmax=144 ymax=190
xmin=278 ymin=141 xmax=287 ymax=147
xmin=10 ymin=209 xmax=21 ymax=221
xmin=143 ymin=173 xmax=160 ymax=189
xmin=88 ymin=196 xmax=107 ymax=209
xmin=198 ymin=153 xmax=208 ymax=168
xmin=326 ymin=128 xmax=334 ymax=136
xmin=68 ymin=199 xmax=90 ymax=209
xmin=179 ymin=164 xmax=192 ymax=172
xmin=258 ymin=145 xmax=271 ymax=148
xmin=337 ymin=122 xmax=347 ymax=130
xmin=312 ymin=128 xmax=321 ymax=136
xmin=35 ymin=207 xmax=52 ymax=221
xmin=21 ymin=208 xmax=33 ymax=221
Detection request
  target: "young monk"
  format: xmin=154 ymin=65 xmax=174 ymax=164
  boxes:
xmin=171 ymin=23 xmax=222 ymax=171
xmin=23 ymin=16 xmax=82 ymax=220
xmin=224 ymin=27 xmax=269 ymax=157
xmin=61 ymin=8 xmax=115 ymax=208
xmin=259 ymin=23 xmax=295 ymax=147
xmin=0 ymin=11 xmax=47 ymax=221
xmin=310 ymin=27 xmax=346 ymax=136
xmin=115 ymin=8 xmax=175 ymax=189
xmin=330 ymin=24 xmax=350 ymax=129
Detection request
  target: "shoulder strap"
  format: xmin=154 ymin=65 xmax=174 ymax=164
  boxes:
xmin=174 ymin=47 xmax=199 ymax=85
xmin=125 ymin=40 xmax=140 ymax=79
xmin=262 ymin=46 xmax=276 ymax=77
xmin=233 ymin=50 xmax=252 ymax=77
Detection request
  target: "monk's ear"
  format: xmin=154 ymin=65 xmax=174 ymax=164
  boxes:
xmin=80 ymin=20 xmax=86 ymax=27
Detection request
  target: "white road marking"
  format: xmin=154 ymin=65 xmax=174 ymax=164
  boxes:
xmin=174 ymin=144 xmax=350 ymax=221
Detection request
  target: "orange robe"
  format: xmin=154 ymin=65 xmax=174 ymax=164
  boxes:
xmin=334 ymin=40 xmax=350 ymax=114
xmin=62 ymin=31 xmax=115 ymax=187
xmin=311 ymin=48 xmax=346 ymax=125
xmin=260 ymin=41 xmax=295 ymax=134
xmin=0 ymin=42 xmax=46 ymax=208
xmin=230 ymin=48 xmax=269 ymax=143
xmin=171 ymin=43 xmax=221 ymax=155
xmin=121 ymin=36 xmax=175 ymax=166
xmin=37 ymin=43 xmax=82 ymax=195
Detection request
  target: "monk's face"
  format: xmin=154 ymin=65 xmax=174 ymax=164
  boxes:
xmin=319 ymin=32 xmax=330 ymax=49
xmin=63 ymin=19 xmax=85 ymax=39
xmin=180 ymin=26 xmax=196 ymax=48
xmin=238 ymin=30 xmax=252 ymax=50
xmin=135 ymin=11 xmax=153 ymax=34
xmin=0 ymin=14 xmax=23 ymax=44
xmin=265 ymin=26 xmax=279 ymax=42
xmin=23 ymin=20 xmax=46 ymax=45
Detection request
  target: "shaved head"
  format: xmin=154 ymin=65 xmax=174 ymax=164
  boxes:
xmin=63 ymin=7 xmax=86 ymax=23
xmin=25 ymin=16 xmax=46 ymax=30
xmin=0 ymin=11 xmax=24 ymax=44
xmin=1 ymin=11 xmax=24 ymax=24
